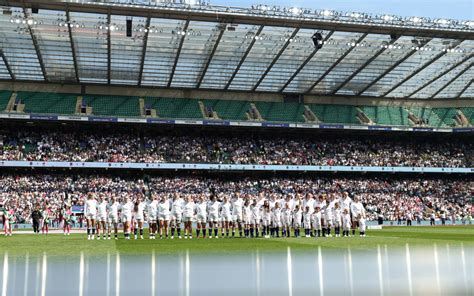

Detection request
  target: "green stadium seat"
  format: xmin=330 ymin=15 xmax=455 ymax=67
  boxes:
xmin=17 ymin=91 xmax=76 ymax=115
xmin=144 ymin=97 xmax=202 ymax=119
xmin=202 ymin=99 xmax=250 ymax=121
xmin=0 ymin=90 xmax=12 ymax=111
xmin=84 ymin=95 xmax=140 ymax=117
xmin=309 ymin=104 xmax=359 ymax=124
xmin=255 ymin=101 xmax=306 ymax=123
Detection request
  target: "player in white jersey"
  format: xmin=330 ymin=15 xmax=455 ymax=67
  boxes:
xmin=84 ymin=193 xmax=98 ymax=240
xmin=250 ymin=199 xmax=261 ymax=238
xmin=195 ymin=196 xmax=208 ymax=238
xmin=242 ymin=199 xmax=252 ymax=238
xmin=342 ymin=208 xmax=351 ymax=237
xmin=147 ymin=194 xmax=159 ymax=239
xmin=293 ymin=204 xmax=302 ymax=238
xmin=219 ymin=196 xmax=232 ymax=238
xmin=350 ymin=196 xmax=365 ymax=236
xmin=272 ymin=202 xmax=282 ymax=237
xmin=183 ymin=196 xmax=195 ymax=239
xmin=134 ymin=195 xmax=147 ymax=239
xmin=231 ymin=193 xmax=244 ymax=238
xmin=325 ymin=195 xmax=335 ymax=237
xmin=158 ymin=196 xmax=171 ymax=239
xmin=261 ymin=201 xmax=271 ymax=238
xmin=207 ymin=194 xmax=220 ymax=238
xmin=107 ymin=196 xmax=120 ymax=240
xmin=281 ymin=203 xmax=292 ymax=238
xmin=97 ymin=196 xmax=108 ymax=240
xmin=312 ymin=206 xmax=322 ymax=237
xmin=358 ymin=213 xmax=366 ymax=237
xmin=121 ymin=196 xmax=134 ymax=240
xmin=333 ymin=202 xmax=342 ymax=237
xmin=170 ymin=193 xmax=184 ymax=239
xmin=303 ymin=206 xmax=312 ymax=238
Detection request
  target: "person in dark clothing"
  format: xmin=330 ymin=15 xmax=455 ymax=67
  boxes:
xmin=31 ymin=206 xmax=42 ymax=234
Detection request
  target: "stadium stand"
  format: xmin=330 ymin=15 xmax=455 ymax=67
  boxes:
xmin=84 ymin=95 xmax=140 ymax=117
xmin=309 ymin=104 xmax=359 ymax=125
xmin=0 ymin=90 xmax=12 ymax=111
xmin=144 ymin=97 xmax=202 ymax=119
xmin=201 ymin=99 xmax=250 ymax=121
xmin=17 ymin=91 xmax=77 ymax=115
xmin=255 ymin=101 xmax=306 ymax=123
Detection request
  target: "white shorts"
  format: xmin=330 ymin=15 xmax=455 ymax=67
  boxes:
xmin=122 ymin=215 xmax=132 ymax=223
xmin=148 ymin=216 xmax=157 ymax=223
xmin=196 ymin=215 xmax=207 ymax=224
xmin=293 ymin=222 xmax=301 ymax=228
xmin=172 ymin=214 xmax=182 ymax=223
xmin=252 ymin=218 xmax=260 ymax=225
xmin=262 ymin=219 xmax=271 ymax=227
xmin=221 ymin=214 xmax=232 ymax=222
xmin=135 ymin=216 xmax=144 ymax=222
xmin=159 ymin=214 xmax=170 ymax=221
xmin=273 ymin=221 xmax=282 ymax=228
xmin=233 ymin=213 xmax=243 ymax=223
xmin=208 ymin=213 xmax=219 ymax=223
xmin=243 ymin=215 xmax=252 ymax=224
xmin=98 ymin=215 xmax=107 ymax=222
xmin=183 ymin=216 xmax=193 ymax=222
xmin=108 ymin=215 xmax=119 ymax=224
xmin=85 ymin=213 xmax=96 ymax=220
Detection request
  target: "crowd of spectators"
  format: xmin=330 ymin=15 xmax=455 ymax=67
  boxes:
xmin=1 ymin=174 xmax=471 ymax=224
xmin=0 ymin=129 xmax=471 ymax=167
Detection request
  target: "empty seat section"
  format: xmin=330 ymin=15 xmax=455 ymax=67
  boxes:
xmin=17 ymin=91 xmax=76 ymax=115
xmin=372 ymin=106 xmax=408 ymax=126
xmin=144 ymin=97 xmax=202 ymax=119
xmin=360 ymin=106 xmax=377 ymax=123
xmin=255 ymin=101 xmax=305 ymax=122
xmin=431 ymin=108 xmax=458 ymax=127
xmin=0 ymin=90 xmax=12 ymax=111
xmin=85 ymin=95 xmax=139 ymax=117
xmin=202 ymin=99 xmax=250 ymax=120
xmin=309 ymin=104 xmax=359 ymax=124
xmin=461 ymin=108 xmax=474 ymax=123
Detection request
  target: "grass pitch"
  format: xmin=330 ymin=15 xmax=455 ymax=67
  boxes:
xmin=1 ymin=226 xmax=473 ymax=257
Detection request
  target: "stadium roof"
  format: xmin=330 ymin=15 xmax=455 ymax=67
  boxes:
xmin=0 ymin=0 xmax=473 ymax=99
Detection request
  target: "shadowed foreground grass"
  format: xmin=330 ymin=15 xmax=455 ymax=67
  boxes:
xmin=0 ymin=225 xmax=472 ymax=257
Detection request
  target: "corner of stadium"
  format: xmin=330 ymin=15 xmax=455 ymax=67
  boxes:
xmin=0 ymin=0 xmax=472 ymax=295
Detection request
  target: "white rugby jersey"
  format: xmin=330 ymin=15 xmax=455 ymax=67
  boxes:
xmin=108 ymin=202 xmax=120 ymax=217
xmin=350 ymin=201 xmax=365 ymax=217
xmin=147 ymin=200 xmax=158 ymax=217
xmin=195 ymin=202 xmax=207 ymax=217
xmin=136 ymin=202 xmax=147 ymax=218
xmin=219 ymin=202 xmax=232 ymax=217
xmin=232 ymin=198 xmax=243 ymax=215
xmin=343 ymin=213 xmax=351 ymax=228
xmin=312 ymin=211 xmax=322 ymax=227
xmin=183 ymin=201 xmax=195 ymax=217
xmin=84 ymin=199 xmax=98 ymax=215
xmin=98 ymin=201 xmax=108 ymax=217
xmin=207 ymin=201 xmax=220 ymax=216
xmin=251 ymin=204 xmax=261 ymax=220
xmin=243 ymin=205 xmax=252 ymax=220
xmin=333 ymin=208 xmax=342 ymax=224
xmin=158 ymin=200 xmax=170 ymax=216
xmin=293 ymin=209 xmax=302 ymax=224
xmin=121 ymin=201 xmax=134 ymax=217
xmin=272 ymin=208 xmax=282 ymax=223
xmin=171 ymin=198 xmax=184 ymax=215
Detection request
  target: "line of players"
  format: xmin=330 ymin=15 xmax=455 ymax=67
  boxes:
xmin=83 ymin=191 xmax=367 ymax=240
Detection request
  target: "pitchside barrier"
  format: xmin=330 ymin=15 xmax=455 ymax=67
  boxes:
xmin=0 ymin=112 xmax=473 ymax=133
xmin=0 ymin=161 xmax=473 ymax=173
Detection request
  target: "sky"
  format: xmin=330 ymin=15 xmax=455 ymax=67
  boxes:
xmin=210 ymin=0 xmax=474 ymax=20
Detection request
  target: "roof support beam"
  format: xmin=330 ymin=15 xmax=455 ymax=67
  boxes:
xmin=138 ymin=16 xmax=151 ymax=86
xmin=456 ymin=79 xmax=473 ymax=98
xmin=251 ymin=28 xmax=300 ymax=91
xmin=305 ymin=32 xmax=368 ymax=94
xmin=0 ymin=50 xmax=15 ymax=80
xmin=167 ymin=19 xmax=190 ymax=88
xmin=224 ymin=25 xmax=264 ymax=90
xmin=331 ymin=36 xmax=400 ymax=95
xmin=431 ymin=64 xmax=472 ymax=98
xmin=107 ymin=11 xmax=111 ymax=84
xmin=66 ymin=8 xmax=79 ymax=83
xmin=22 ymin=7 xmax=47 ymax=81
xmin=381 ymin=50 xmax=449 ymax=97
xmin=196 ymin=26 xmax=225 ymax=88
xmin=278 ymin=31 xmax=334 ymax=93
xmin=356 ymin=44 xmax=427 ymax=96
xmin=406 ymin=54 xmax=473 ymax=98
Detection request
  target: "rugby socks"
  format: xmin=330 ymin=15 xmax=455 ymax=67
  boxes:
xmin=202 ymin=229 xmax=206 ymax=238
xmin=239 ymin=230 xmax=243 ymax=238
xmin=232 ymin=230 xmax=235 ymax=237
xmin=352 ymin=229 xmax=356 ymax=236
xmin=208 ymin=229 xmax=212 ymax=237
xmin=177 ymin=228 xmax=181 ymax=237
xmin=214 ymin=228 xmax=218 ymax=237
xmin=140 ymin=229 xmax=143 ymax=236
xmin=256 ymin=229 xmax=259 ymax=238
xmin=171 ymin=228 xmax=175 ymax=237
xmin=196 ymin=229 xmax=200 ymax=238
xmin=250 ymin=228 xmax=254 ymax=238
xmin=275 ymin=227 xmax=280 ymax=237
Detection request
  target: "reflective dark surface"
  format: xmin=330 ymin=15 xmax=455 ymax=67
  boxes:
xmin=1 ymin=244 xmax=472 ymax=296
